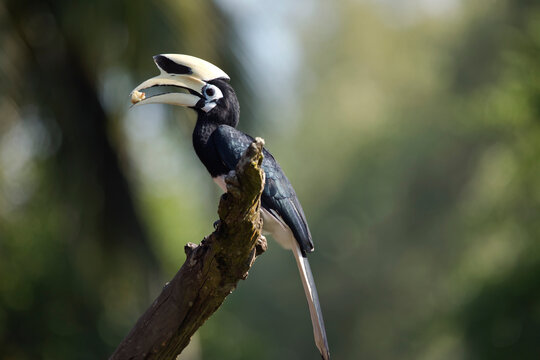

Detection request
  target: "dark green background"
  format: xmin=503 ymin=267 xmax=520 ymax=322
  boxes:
xmin=1 ymin=0 xmax=539 ymax=359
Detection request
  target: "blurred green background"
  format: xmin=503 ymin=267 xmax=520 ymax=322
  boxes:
xmin=1 ymin=0 xmax=540 ymax=359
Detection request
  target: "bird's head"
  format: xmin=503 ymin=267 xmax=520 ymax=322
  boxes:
xmin=130 ymin=54 xmax=239 ymax=127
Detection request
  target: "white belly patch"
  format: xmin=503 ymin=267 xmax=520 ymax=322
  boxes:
xmin=261 ymin=208 xmax=295 ymax=250
xmin=213 ymin=175 xmax=227 ymax=192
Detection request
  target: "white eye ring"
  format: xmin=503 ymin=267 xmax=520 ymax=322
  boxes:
xmin=203 ymin=84 xmax=223 ymax=101
xmin=201 ymin=84 xmax=223 ymax=112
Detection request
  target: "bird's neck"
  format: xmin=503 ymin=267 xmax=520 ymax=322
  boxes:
xmin=193 ymin=118 xmax=217 ymax=147
xmin=192 ymin=118 xmax=228 ymax=177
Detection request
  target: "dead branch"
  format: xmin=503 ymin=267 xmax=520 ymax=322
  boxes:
xmin=110 ymin=138 xmax=267 ymax=360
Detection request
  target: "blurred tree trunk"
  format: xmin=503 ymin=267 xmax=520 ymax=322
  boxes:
xmin=5 ymin=0 xmax=157 ymax=261
xmin=3 ymin=0 xmax=159 ymax=357
xmin=1 ymin=0 xmax=254 ymax=357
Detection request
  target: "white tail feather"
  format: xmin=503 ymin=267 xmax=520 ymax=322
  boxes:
xmin=260 ymin=208 xmax=330 ymax=358
xmin=292 ymin=242 xmax=330 ymax=360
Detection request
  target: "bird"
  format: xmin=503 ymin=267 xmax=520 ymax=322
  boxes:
xmin=130 ymin=54 xmax=330 ymax=360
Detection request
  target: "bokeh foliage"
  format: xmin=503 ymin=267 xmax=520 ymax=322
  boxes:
xmin=1 ymin=0 xmax=539 ymax=359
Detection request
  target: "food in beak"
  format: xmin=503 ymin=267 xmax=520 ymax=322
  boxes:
xmin=131 ymin=90 xmax=146 ymax=104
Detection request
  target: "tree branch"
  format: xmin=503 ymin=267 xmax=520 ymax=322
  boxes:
xmin=110 ymin=138 xmax=267 ymax=360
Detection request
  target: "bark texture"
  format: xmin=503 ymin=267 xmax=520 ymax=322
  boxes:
xmin=110 ymin=138 xmax=267 ymax=360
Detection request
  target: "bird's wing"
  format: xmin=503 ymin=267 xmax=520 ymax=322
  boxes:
xmin=211 ymin=125 xmax=314 ymax=254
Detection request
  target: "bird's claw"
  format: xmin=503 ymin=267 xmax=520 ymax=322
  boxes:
xmin=255 ymin=235 xmax=268 ymax=256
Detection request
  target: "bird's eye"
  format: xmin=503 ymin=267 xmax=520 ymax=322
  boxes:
xmin=205 ymin=87 xmax=215 ymax=97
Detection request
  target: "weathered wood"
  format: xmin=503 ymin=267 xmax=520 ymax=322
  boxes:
xmin=110 ymin=138 xmax=267 ymax=360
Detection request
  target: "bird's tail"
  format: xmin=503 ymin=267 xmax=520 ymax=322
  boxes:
xmin=292 ymin=242 xmax=330 ymax=360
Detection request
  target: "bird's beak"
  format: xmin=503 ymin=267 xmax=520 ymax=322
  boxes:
xmin=130 ymin=54 xmax=229 ymax=108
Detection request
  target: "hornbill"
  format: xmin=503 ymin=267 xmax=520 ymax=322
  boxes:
xmin=130 ymin=54 xmax=330 ymax=359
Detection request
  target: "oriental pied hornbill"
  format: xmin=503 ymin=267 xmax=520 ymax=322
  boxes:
xmin=131 ymin=54 xmax=330 ymax=360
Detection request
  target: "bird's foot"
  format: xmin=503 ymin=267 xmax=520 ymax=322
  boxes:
xmin=255 ymin=235 xmax=268 ymax=256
